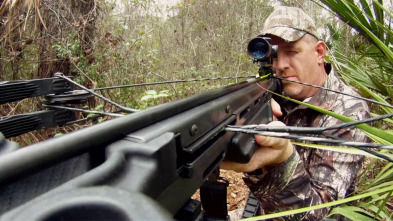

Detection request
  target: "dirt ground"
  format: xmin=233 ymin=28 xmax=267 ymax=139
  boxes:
xmin=193 ymin=169 xmax=249 ymax=212
xmin=221 ymin=170 xmax=250 ymax=211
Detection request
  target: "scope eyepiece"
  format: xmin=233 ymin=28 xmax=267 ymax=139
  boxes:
xmin=247 ymin=37 xmax=277 ymax=61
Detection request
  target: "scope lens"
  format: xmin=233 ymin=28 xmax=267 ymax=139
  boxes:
xmin=247 ymin=38 xmax=270 ymax=59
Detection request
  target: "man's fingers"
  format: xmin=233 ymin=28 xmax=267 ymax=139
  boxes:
xmin=221 ymin=161 xmax=249 ymax=172
xmin=255 ymin=135 xmax=290 ymax=149
xmin=254 ymin=121 xmax=289 ymax=148
xmin=271 ymin=99 xmax=283 ymax=117
xmin=223 ymin=121 xmax=294 ymax=172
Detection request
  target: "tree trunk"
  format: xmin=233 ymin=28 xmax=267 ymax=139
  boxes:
xmin=37 ymin=0 xmax=97 ymax=78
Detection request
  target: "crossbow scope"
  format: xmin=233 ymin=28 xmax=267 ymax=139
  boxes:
xmin=247 ymin=37 xmax=277 ymax=66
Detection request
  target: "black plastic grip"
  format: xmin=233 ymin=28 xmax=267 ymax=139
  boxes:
xmin=228 ymin=102 xmax=272 ymax=163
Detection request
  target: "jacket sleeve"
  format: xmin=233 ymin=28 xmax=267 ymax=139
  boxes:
xmin=243 ymin=150 xmax=331 ymax=220
xmin=243 ymin=110 xmax=368 ymax=220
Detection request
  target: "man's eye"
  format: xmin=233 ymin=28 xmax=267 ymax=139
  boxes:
xmin=282 ymin=50 xmax=298 ymax=56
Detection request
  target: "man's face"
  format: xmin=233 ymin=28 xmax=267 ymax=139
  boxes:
xmin=271 ymin=35 xmax=323 ymax=100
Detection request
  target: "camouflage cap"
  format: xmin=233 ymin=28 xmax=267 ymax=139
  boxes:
xmin=260 ymin=6 xmax=318 ymax=42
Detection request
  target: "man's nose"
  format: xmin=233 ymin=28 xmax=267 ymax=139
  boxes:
xmin=273 ymin=54 xmax=289 ymax=75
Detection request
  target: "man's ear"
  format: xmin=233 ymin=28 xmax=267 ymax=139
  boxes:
xmin=315 ymin=41 xmax=326 ymax=64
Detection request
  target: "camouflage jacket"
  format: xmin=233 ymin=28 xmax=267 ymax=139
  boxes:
xmin=243 ymin=66 xmax=370 ymax=220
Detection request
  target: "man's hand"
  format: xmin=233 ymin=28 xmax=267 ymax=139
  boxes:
xmin=221 ymin=121 xmax=293 ymax=172
xmin=271 ymin=98 xmax=283 ymax=119
xmin=220 ymin=99 xmax=293 ymax=173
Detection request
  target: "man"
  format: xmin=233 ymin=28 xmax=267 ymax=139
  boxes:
xmin=221 ymin=6 xmax=370 ymax=220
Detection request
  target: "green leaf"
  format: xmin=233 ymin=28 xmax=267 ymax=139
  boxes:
xmin=54 ymin=133 xmax=64 ymax=137
xmin=156 ymin=94 xmax=169 ymax=98
xmin=358 ymin=192 xmax=393 ymax=220
xmin=240 ymin=184 xmax=393 ymax=221
xmin=366 ymin=182 xmax=393 ymax=196
xmin=160 ymin=90 xmax=170 ymax=94
xmin=87 ymin=113 xmax=97 ymax=118
xmin=95 ymin=104 xmax=104 ymax=111
xmin=145 ymin=90 xmax=158 ymax=96
xmin=350 ymin=80 xmax=393 ymax=114
xmin=292 ymin=142 xmax=387 ymax=160
xmin=371 ymin=113 xmax=393 ymax=124
xmin=370 ymin=163 xmax=393 ymax=186
xmin=321 ymin=0 xmax=393 ymax=65
xmin=329 ymin=206 xmax=375 ymax=221
xmin=140 ymin=94 xmax=153 ymax=101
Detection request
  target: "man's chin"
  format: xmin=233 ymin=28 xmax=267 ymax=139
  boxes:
xmin=283 ymin=87 xmax=302 ymax=99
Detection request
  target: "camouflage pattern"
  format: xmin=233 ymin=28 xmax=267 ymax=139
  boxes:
xmin=243 ymin=65 xmax=370 ymax=220
xmin=260 ymin=6 xmax=319 ymax=42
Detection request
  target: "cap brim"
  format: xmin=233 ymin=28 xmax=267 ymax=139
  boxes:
xmin=260 ymin=27 xmax=306 ymax=42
